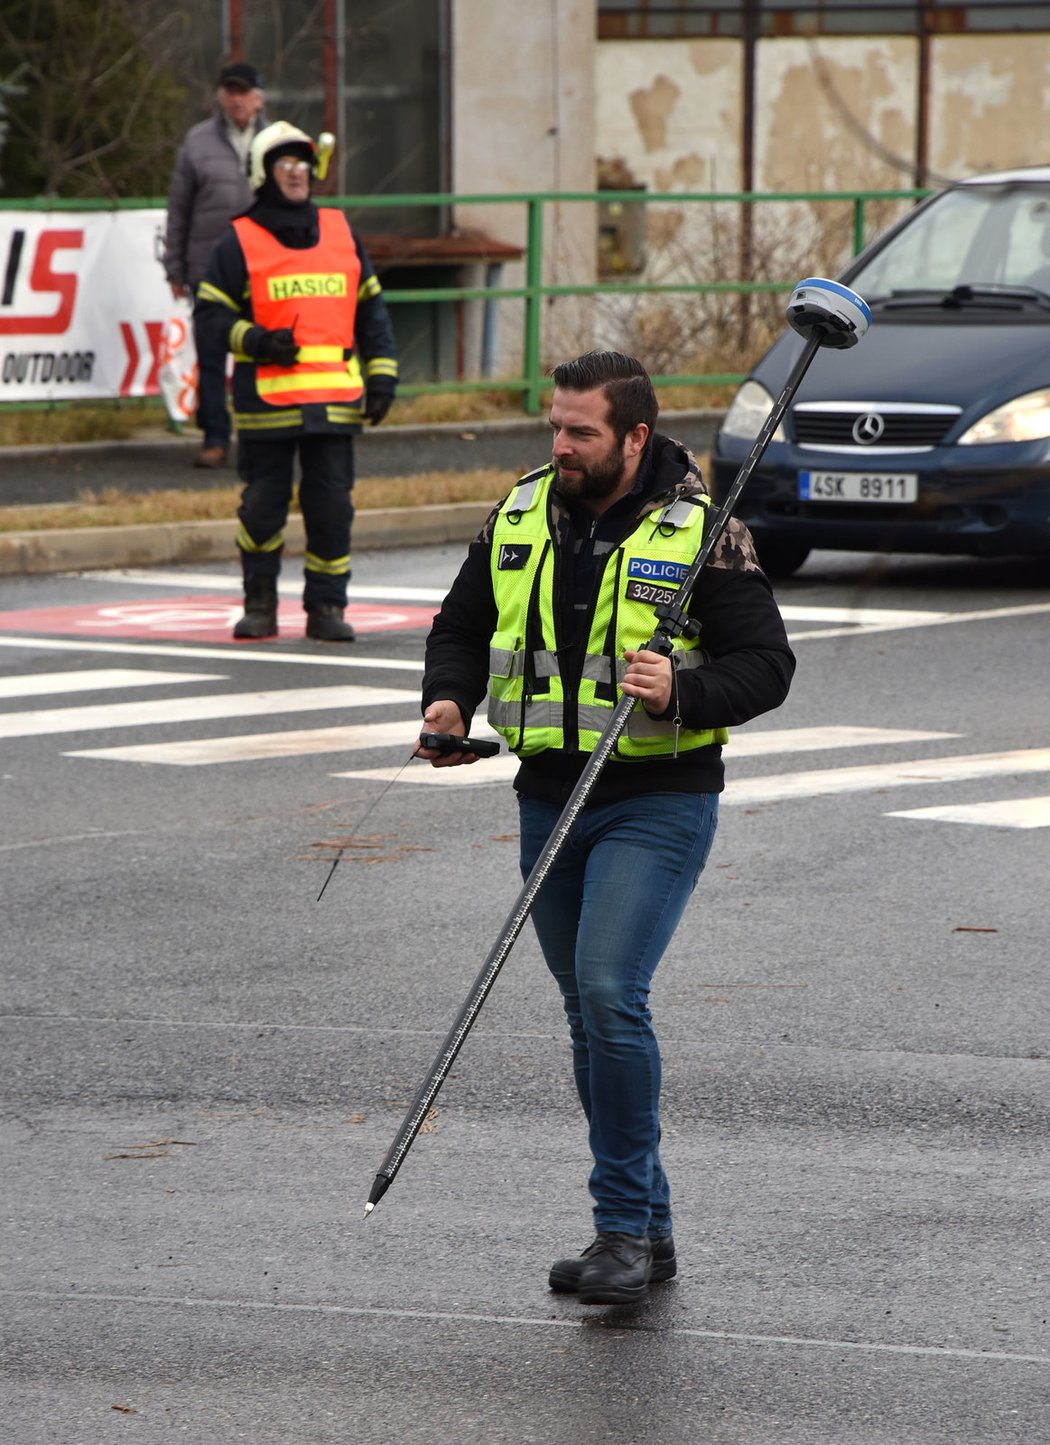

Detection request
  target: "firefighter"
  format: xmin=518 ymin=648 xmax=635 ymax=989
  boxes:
xmin=196 ymin=121 xmax=398 ymax=641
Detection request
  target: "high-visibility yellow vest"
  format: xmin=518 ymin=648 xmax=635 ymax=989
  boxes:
xmin=233 ymin=209 xmax=363 ymax=406
xmin=487 ymin=466 xmax=729 ymax=759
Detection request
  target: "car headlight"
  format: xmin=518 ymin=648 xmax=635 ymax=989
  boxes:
xmin=957 ymin=389 xmax=1050 ymax=445
xmin=719 ymin=380 xmax=785 ymax=442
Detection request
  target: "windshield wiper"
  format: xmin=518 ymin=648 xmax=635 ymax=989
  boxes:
xmin=877 ymin=284 xmax=1050 ymax=311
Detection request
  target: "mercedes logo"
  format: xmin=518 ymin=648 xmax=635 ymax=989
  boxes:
xmin=852 ymin=412 xmax=886 ymax=445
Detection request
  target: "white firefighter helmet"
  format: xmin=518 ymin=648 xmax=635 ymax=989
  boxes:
xmin=248 ymin=121 xmax=317 ymax=192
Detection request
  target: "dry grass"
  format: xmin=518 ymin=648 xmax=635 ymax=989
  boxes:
xmin=0 ymin=469 xmax=507 ymax=534
xmin=0 ymin=401 xmax=166 ymax=446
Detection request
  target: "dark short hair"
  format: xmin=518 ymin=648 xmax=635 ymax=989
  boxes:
xmin=550 ymin=350 xmax=658 ymax=444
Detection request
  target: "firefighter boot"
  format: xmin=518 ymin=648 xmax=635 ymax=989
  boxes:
xmin=305 ymin=602 xmax=357 ymax=642
xmin=233 ymin=576 xmax=279 ymax=639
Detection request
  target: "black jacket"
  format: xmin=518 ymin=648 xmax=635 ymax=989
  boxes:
xmin=422 ymin=433 xmax=796 ymax=807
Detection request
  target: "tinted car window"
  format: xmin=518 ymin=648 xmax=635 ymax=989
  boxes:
xmin=852 ymin=183 xmax=1050 ymax=297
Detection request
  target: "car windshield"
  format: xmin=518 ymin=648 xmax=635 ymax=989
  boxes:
xmin=851 ymin=181 xmax=1050 ymax=300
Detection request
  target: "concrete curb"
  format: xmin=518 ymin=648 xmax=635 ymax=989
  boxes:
xmin=0 ymin=501 xmax=493 ymax=577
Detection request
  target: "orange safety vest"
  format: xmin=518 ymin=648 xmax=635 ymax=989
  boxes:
xmin=233 ymin=209 xmax=363 ymax=407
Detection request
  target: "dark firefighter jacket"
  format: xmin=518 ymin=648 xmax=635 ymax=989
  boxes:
xmin=195 ymin=198 xmax=397 ymax=437
xmin=422 ymin=433 xmax=797 ymax=809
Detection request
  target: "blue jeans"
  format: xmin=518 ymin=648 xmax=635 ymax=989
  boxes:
xmin=519 ymin=791 xmax=719 ymax=1237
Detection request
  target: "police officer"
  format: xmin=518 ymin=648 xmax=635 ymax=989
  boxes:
xmin=196 ymin=121 xmax=397 ymax=641
xmin=416 ymin=352 xmax=795 ymax=1304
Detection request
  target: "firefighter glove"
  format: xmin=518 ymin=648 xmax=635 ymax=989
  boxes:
xmin=245 ymin=326 xmax=300 ymax=366
xmin=364 ymin=385 xmax=394 ymax=427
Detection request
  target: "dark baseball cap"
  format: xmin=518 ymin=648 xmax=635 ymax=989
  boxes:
xmin=219 ymin=61 xmax=262 ymax=91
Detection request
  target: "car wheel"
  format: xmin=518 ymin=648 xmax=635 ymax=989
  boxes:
xmin=755 ymin=538 xmax=811 ymax=578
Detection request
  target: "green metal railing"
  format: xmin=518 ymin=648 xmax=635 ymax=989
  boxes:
xmin=1 ymin=187 xmax=928 ymax=414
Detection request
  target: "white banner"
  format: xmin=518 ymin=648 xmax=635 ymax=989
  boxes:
xmin=0 ymin=208 xmax=198 ymax=421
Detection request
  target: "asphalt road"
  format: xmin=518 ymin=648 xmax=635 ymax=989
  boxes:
xmin=1 ymin=545 xmax=1048 ymax=1443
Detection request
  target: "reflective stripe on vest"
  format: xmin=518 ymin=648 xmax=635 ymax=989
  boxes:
xmin=487 ymin=468 xmax=729 ymax=759
xmin=233 ymin=209 xmax=363 ymax=407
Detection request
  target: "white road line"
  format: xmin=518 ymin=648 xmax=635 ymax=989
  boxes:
xmin=332 ymin=728 xmax=965 ymax=787
xmin=0 ymin=634 xmax=423 ymax=671
xmin=62 ymin=572 xmax=1050 ymax=636
xmin=334 ymin=754 xmax=515 ymax=785
xmin=789 ymin=600 xmax=1050 ymax=644
xmin=74 ymin=574 xmax=963 ymax=629
xmin=779 ymin=603 xmax=950 ymax=626
xmin=0 ymin=684 xmax=417 ymax=739
xmin=85 ymin=568 xmax=450 ymax=604
xmin=68 ymin=720 xmax=457 ymax=766
xmin=887 ymin=796 xmax=1050 ymax=829
xmin=75 ymin=572 xmax=958 ymax=626
xmin=0 ymin=830 xmax=146 ymax=854
xmin=0 ymin=668 xmax=223 ymax=699
xmin=5 ymin=1291 xmax=1047 ymax=1367
xmin=725 ymin=748 xmax=1050 ymax=805
xmin=3 ymin=603 xmax=1048 ymax=672
xmin=728 ymin=726 xmax=957 ymax=754
xmin=65 ymin=724 xmax=954 ymax=769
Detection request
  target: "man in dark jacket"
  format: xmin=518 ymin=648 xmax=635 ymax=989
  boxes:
xmin=163 ymin=62 xmax=266 ymax=468
xmin=196 ymin=121 xmax=397 ymax=642
xmin=416 ymin=351 xmax=795 ymax=1303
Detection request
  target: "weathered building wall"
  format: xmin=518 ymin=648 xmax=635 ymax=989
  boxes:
xmin=593 ymin=40 xmax=742 ymax=367
xmin=928 ymin=34 xmax=1050 ymax=182
xmin=597 ymin=39 xmax=741 ymax=194
xmin=591 ymin=30 xmax=1050 ymax=369
xmin=446 ymin=17 xmax=1050 ymax=381
xmin=451 ymin=0 xmax=597 ymax=373
xmin=596 ymin=33 xmax=1050 ymax=269
xmin=599 ymin=31 xmax=1050 ymax=197
xmin=754 ymin=38 xmax=915 ymax=194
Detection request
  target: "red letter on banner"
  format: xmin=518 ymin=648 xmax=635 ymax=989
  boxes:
xmin=0 ymin=229 xmax=83 ymax=335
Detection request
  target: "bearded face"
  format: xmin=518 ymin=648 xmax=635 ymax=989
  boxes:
xmin=549 ymin=386 xmax=634 ymax=508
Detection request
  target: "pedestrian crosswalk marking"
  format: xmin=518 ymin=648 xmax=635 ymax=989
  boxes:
xmin=0 ymin=684 xmax=417 ymax=740
xmin=789 ymin=599 xmax=1050 ymax=645
xmin=724 ymin=748 xmax=1050 ymax=805
xmin=71 ymin=569 xmax=1050 ymax=640
xmin=79 ymin=571 xmax=951 ymax=626
xmin=67 ymin=719 xmax=454 ymax=766
xmin=728 ymin=726 xmax=957 ymax=754
xmin=2 ymin=660 xmax=1046 ymax=832
xmin=65 ymin=724 xmax=956 ymax=769
xmin=87 ymin=568 xmax=449 ymax=604
xmin=887 ymin=796 xmax=1050 ymax=829
xmin=334 ymin=754 xmax=514 ymax=785
xmin=331 ymin=730 xmax=983 ymax=789
xmin=0 ymin=669 xmax=223 ymax=700
xmin=0 ymin=633 xmax=423 ymax=671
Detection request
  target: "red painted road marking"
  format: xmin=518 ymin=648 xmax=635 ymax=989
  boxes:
xmin=0 ymin=596 xmax=436 ymax=643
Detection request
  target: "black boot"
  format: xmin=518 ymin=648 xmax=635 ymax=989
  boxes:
xmin=577 ymin=1232 xmax=652 ymax=1305
xmin=549 ymin=1234 xmax=675 ymax=1294
xmin=233 ymin=576 xmax=278 ymax=639
xmin=305 ymin=602 xmax=356 ymax=642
